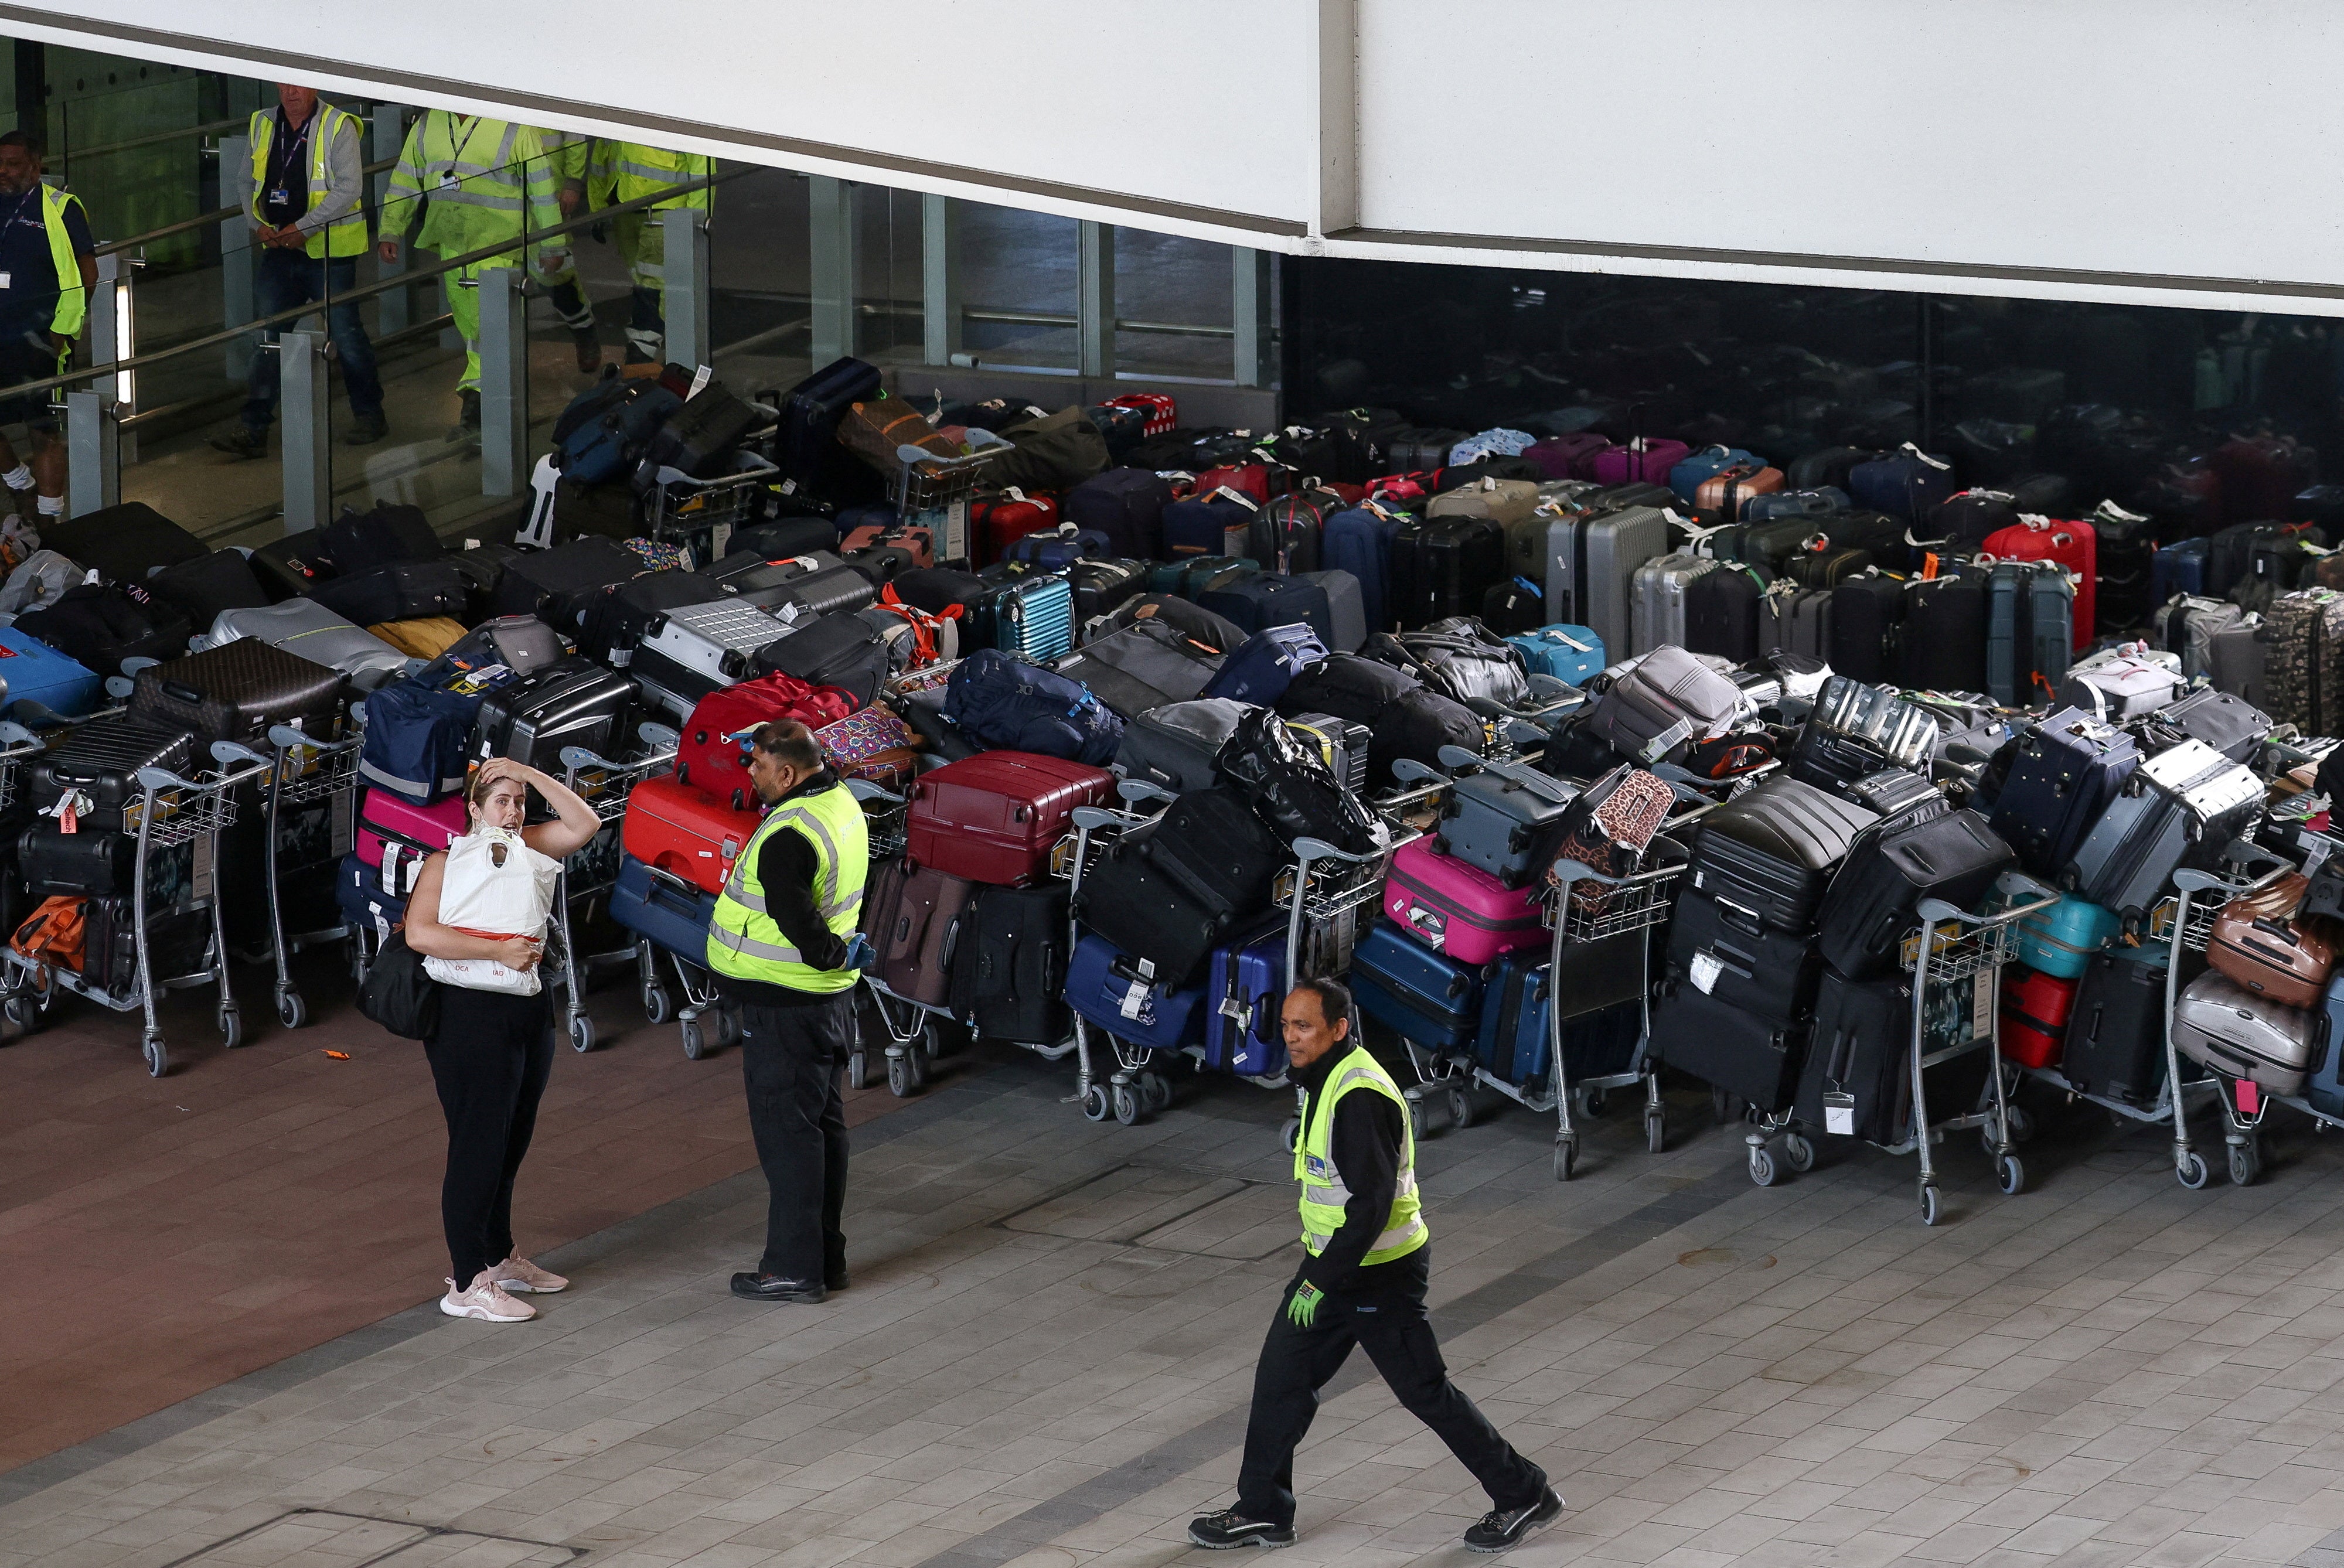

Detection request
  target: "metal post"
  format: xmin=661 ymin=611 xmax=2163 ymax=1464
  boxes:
xmin=220 ymin=132 xmax=253 ymax=381
xmin=922 ymin=192 xmax=962 ymax=366
xmin=476 ymin=267 xmax=528 ymax=497
xmin=88 ymin=250 xmax=136 ymax=462
xmin=808 ymin=175 xmax=856 ymax=364
xmin=64 ymin=391 xmax=118 ymax=518
xmin=370 ymin=104 xmax=409 ymax=335
xmin=1077 ymin=220 xmax=1115 ymax=379
xmin=1233 ymin=247 xmax=1276 ymax=388
xmin=663 ymin=207 xmax=711 ymax=370
xmin=278 ymin=328 xmax=329 ymax=531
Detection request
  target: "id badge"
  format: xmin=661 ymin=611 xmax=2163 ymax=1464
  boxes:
xmin=1823 ymin=1091 xmax=1856 ymax=1137
xmin=438 ymin=170 xmax=459 ymax=190
xmin=268 ymin=188 xmax=291 ymax=206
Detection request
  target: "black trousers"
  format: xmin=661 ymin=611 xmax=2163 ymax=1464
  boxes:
xmin=1237 ymin=1250 xmax=1545 ymax=1529
xmin=423 ymin=986 xmax=554 ymax=1287
xmin=738 ymin=995 xmax=853 ymax=1281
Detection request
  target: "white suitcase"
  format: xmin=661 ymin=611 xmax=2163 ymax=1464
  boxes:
xmin=209 ymin=600 xmax=409 ymax=689
xmin=631 ymin=598 xmax=789 ymax=711
xmin=2172 ymin=970 xmax=2320 ymax=1096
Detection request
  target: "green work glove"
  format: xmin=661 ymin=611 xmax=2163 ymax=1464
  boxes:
xmin=1287 ymin=1281 xmax=1323 ymax=1328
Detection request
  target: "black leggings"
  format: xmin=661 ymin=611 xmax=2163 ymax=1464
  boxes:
xmin=424 ymin=985 xmax=554 ymax=1287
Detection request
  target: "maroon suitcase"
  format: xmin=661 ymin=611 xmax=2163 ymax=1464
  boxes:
xmin=904 ymin=751 xmax=1115 ymax=886
xmin=864 ymin=857 xmax=976 ymax=1007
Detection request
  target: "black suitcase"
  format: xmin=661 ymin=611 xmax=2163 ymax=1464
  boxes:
xmin=1815 ymin=806 xmax=2012 ymax=980
xmin=30 ymin=718 xmax=198 ymax=832
xmin=126 ymin=639 xmax=346 ymax=744
xmin=83 ymin=898 xmax=213 ymax=995
xmin=1115 ymin=697 xmax=1249 ymax=794
xmin=474 ymin=659 xmax=639 ymax=768
xmin=43 ymin=502 xmax=206 ymax=583
xmin=248 ymin=529 xmax=338 ymax=601
xmin=447 ymin=541 xmax=520 ymax=622
xmin=1197 ymin=572 xmax=1335 ymax=644
xmin=1688 ymin=775 xmax=1879 ymax=935
xmin=1391 ymin=516 xmax=1505 ymax=626
xmin=949 ymin=882 xmax=1071 ymax=1044
xmin=147 ymin=549 xmax=270 ymax=628
xmin=324 ymin=502 xmax=441 ymax=572
xmin=13 ymin=582 xmax=191 ymax=671
xmin=1684 ymin=566 xmax=1763 ymax=664
xmin=308 ymin=560 xmax=469 ymax=626
xmin=1651 ymin=983 xmax=1805 ymax=1113
xmin=1896 ymin=574 xmax=1988 ymax=692
xmin=1053 ymin=619 xmax=1223 ymax=719
xmin=2064 ymin=948 xmax=2186 ymax=1106
xmin=2138 ymin=687 xmax=2272 ymax=764
xmin=891 ymin=566 xmax=985 ymax=615
xmin=1072 ymin=789 xmax=1282 ymax=986
xmin=753 ymin=613 xmax=892 ymax=708
xmin=778 ymin=357 xmax=883 ymax=490
xmin=492 ymin=537 xmax=640 ymax=630
xmin=1066 ymin=558 xmax=1151 ymax=621
xmin=18 ymin=822 xmax=137 ymax=896
xmin=706 ymin=550 xmax=877 ymax=621
xmin=1666 ymin=888 xmax=1822 ymax=1024
xmin=1828 ymin=574 xmax=1904 ymax=683
xmin=729 ymin=516 xmax=839 ymax=560
xmin=577 ymin=569 xmax=727 ymax=665
xmin=646 ymin=381 xmax=766 ymax=478
xmin=1796 ymin=970 xmax=1913 ymax=1143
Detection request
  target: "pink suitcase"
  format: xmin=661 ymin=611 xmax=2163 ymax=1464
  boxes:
xmin=1381 ymin=837 xmax=1546 ymax=964
xmin=357 ymin=789 xmax=467 ymax=897
xmin=1589 ymin=436 xmax=1691 ymax=488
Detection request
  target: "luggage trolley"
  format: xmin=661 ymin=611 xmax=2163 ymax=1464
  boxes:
xmin=1269 ymin=826 xmax=1411 ymax=1150
xmin=553 ymin=725 xmax=679 ymax=1054
xmin=2 ymin=744 xmax=274 ymax=1077
xmin=642 ymin=448 xmax=781 ymax=564
xmin=624 ymin=863 xmax=740 ymax=1062
xmin=1061 ymin=781 xmax=1181 ymax=1124
xmin=2166 ymin=852 xmax=2308 ymax=1189
xmin=888 ymin=452 xmax=992 ymax=563
xmin=256 ymin=723 xmax=363 ymax=1029
xmin=1762 ymin=870 xmax=2062 ymax=1223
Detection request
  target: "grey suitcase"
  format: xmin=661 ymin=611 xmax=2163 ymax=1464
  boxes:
xmin=1630 ymin=551 xmax=1719 ymax=658
xmin=2207 ymin=621 xmax=2271 ymax=707
xmin=2172 ymin=970 xmax=2320 ymax=1095
xmin=1759 ymin=582 xmax=1833 ymax=660
xmin=2066 ymin=738 xmax=2263 ymax=922
xmin=1299 ymin=568 xmax=1367 ymax=653
xmin=1550 ymin=505 xmax=1671 ymax=669
xmin=1584 ymin=645 xmax=1743 ymax=765
xmin=2160 ymin=595 xmax=2245 ymax=681
xmin=1286 ymin=711 xmax=1370 ymax=795
xmin=207 ymin=599 xmax=408 ymax=690
xmin=1435 ymin=756 xmax=1579 ymax=888
xmin=1115 ymin=697 xmax=1252 ymax=793
xmin=632 ymin=597 xmax=791 ymax=710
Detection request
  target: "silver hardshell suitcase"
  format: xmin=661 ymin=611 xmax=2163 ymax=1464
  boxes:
xmin=1630 ymin=552 xmax=1719 ymax=658
xmin=1548 ymin=505 xmax=1670 ymax=668
xmin=632 ymin=598 xmax=790 ymax=708
xmin=208 ymin=600 xmax=409 ymax=689
xmin=2065 ymin=738 xmax=2263 ymax=919
xmin=2172 ymin=970 xmax=2319 ymax=1095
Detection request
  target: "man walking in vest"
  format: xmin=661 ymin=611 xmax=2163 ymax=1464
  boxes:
xmin=706 ymin=720 xmax=874 ymax=1304
xmin=1191 ymin=979 xmax=1561 ymax=1553
xmin=210 ymin=84 xmax=386 ymax=457
xmin=0 ymin=130 xmax=94 ymax=523
xmin=587 ymin=140 xmax=711 ymax=364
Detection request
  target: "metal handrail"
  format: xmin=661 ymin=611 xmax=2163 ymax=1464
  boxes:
xmin=62 ymin=114 xmax=252 ymax=165
xmin=93 ymin=154 xmax=398 ymax=256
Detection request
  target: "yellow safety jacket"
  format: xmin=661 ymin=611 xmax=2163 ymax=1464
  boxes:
xmin=25 ymin=183 xmax=88 ymax=339
xmin=1296 ymin=1045 xmax=1428 ymax=1267
xmin=380 ymin=112 xmax=561 ymax=260
xmin=588 ymin=140 xmax=714 ymax=213
xmin=246 ymin=103 xmax=368 ymax=258
xmin=707 ymin=782 xmax=868 ymax=994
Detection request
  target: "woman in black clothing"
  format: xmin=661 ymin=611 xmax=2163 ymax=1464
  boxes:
xmin=401 ymin=758 xmax=601 ymax=1323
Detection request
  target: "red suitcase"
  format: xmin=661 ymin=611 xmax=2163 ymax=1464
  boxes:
xmin=863 ymin=857 xmax=977 ymax=1007
xmin=621 ymin=773 xmax=762 ymax=895
xmin=1195 ymin=463 xmax=1270 ymax=505
xmin=904 ymin=751 xmax=1113 ymax=886
xmin=2000 ymin=966 xmax=2078 ymax=1069
xmin=840 ymin=523 xmax=936 ymax=568
xmin=673 ymin=673 xmax=858 ymax=810
xmin=970 ymin=490 xmax=1059 ymax=568
xmin=1106 ymin=392 xmax=1177 ymax=437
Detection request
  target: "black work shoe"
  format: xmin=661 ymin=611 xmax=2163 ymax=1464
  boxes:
xmin=570 ymin=325 xmax=602 ymax=374
xmin=208 ymin=424 xmax=268 ymax=459
xmin=1462 ymin=1488 xmax=1563 ymax=1553
xmin=448 ymin=387 xmax=481 ymax=441
xmin=825 ymin=1268 xmax=849 ymax=1291
xmin=344 ymin=412 xmax=389 ymax=446
xmin=730 ymin=1272 xmax=826 ymax=1303
xmin=1187 ymin=1509 xmax=1294 ymax=1550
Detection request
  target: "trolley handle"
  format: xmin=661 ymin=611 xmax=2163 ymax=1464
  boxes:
xmin=637 ymin=720 xmax=681 ymax=754
xmin=559 ymin=743 xmax=628 ymax=775
xmin=1071 ymin=804 xmax=1139 ymax=833
xmin=1920 ymin=869 xmax=2061 ymax=931
xmin=267 ymin=723 xmax=357 ymax=756
xmin=0 ymin=717 xmax=42 ymax=751
xmin=1388 ymin=758 xmax=1444 ymax=788
xmin=846 ymin=778 xmax=906 ymax=807
xmin=1115 ymin=777 xmax=1177 ymax=808
xmin=2173 ymin=841 xmax=2295 ymax=899
xmin=1292 ymin=835 xmax=1390 ymax=871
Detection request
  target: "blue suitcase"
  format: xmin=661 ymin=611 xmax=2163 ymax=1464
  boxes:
xmin=1004 ymin=524 xmax=1112 ymax=570
xmin=1987 ymin=708 xmax=2139 ymax=880
xmin=2311 ymin=972 xmax=2344 ymax=1116
xmin=965 ymin=573 xmax=1076 ymax=663
xmin=336 ymin=852 xmax=407 ymax=936
xmin=1476 ymin=955 xmax=1643 ymax=1090
xmin=1202 ymin=933 xmax=1286 ymax=1076
xmin=1163 ymin=495 xmax=1256 ymax=559
xmin=1322 ymin=506 xmax=1401 ymax=634
xmin=1063 ymin=933 xmax=1207 ymax=1052
xmin=1667 ymin=445 xmax=1760 ymax=505
xmin=2151 ymin=538 xmax=2209 ymax=602
xmin=1351 ymin=917 xmax=1485 ymax=1049
xmin=609 ymin=853 xmax=716 ymax=959
xmin=0 ymin=626 xmax=101 ymax=720
xmin=1741 ymin=486 xmax=1850 ymax=521
xmin=2012 ymin=892 xmax=2119 ymax=980
xmin=1505 ymin=623 xmax=1604 ymax=685
xmin=1203 ymin=623 xmax=1326 ymax=707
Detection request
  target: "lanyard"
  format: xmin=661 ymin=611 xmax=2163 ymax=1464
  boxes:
xmin=2 ymin=187 xmax=38 ymax=231
xmin=274 ymin=108 xmax=314 ymax=184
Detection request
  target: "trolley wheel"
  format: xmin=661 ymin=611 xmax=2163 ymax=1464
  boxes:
xmin=1140 ymin=1070 xmax=1173 ymax=1116
xmin=905 ymin=1041 xmax=930 ymax=1089
xmin=5 ymin=994 xmax=40 ymax=1030
xmin=1082 ymin=1083 xmax=1111 ymax=1123
xmin=2176 ymin=1151 xmax=2212 ymax=1189
xmin=568 ymin=1013 xmax=596 ymax=1054
xmin=1112 ymin=1082 xmax=1140 ymax=1126
xmin=1280 ymin=1116 xmax=1300 ymax=1153
xmin=921 ymin=1018 xmax=947 ymax=1059
xmin=1919 ymin=1184 xmax=1942 ymax=1226
xmin=1571 ymin=1083 xmax=1604 ymax=1120
xmin=847 ymin=1050 xmax=870 ymax=1091
xmin=2005 ymin=1104 xmax=2036 ymax=1143
xmin=1995 ymin=1153 xmax=2026 ymax=1196
xmin=1446 ymin=1084 xmax=1475 ymax=1131
xmin=276 ymin=991 xmax=307 ymax=1030
xmin=681 ymin=1018 xmax=708 ymax=1061
xmin=2229 ymin=1140 xmax=2261 ymax=1188
xmin=1712 ymin=1086 xmax=1737 ymax=1125
xmin=143 ymin=1034 xmax=169 ymax=1078
xmin=1748 ymin=1145 xmax=1779 ymax=1187
xmin=641 ymin=984 xmax=672 ymax=1025
xmin=1408 ymin=1094 xmax=1432 ymax=1142
xmin=218 ymin=1007 xmax=241 ymax=1051
xmin=1644 ymin=1108 xmax=1666 ymax=1155
xmin=716 ymin=1010 xmax=741 ymax=1047
xmin=1783 ymin=1133 xmax=1815 ymax=1173
xmin=1553 ymin=1137 xmax=1576 ymax=1182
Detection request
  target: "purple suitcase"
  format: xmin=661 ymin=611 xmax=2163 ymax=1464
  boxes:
xmin=1590 ymin=437 xmax=1691 ymax=488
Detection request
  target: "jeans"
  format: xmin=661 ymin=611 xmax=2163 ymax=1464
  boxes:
xmin=1236 ymin=1250 xmax=1546 ymax=1528
xmin=423 ymin=986 xmax=554 ymax=1286
xmin=738 ymin=995 xmax=853 ymax=1281
xmin=241 ymin=248 xmax=383 ymax=427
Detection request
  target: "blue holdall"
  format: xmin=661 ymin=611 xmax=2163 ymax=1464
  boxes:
xmin=556 ymin=376 xmax=683 ymax=485
xmin=1162 ymin=492 xmax=1257 ymax=559
xmin=1204 ymin=623 xmax=1327 ymax=707
xmin=357 ymin=674 xmax=496 ymax=805
xmin=1064 ymin=933 xmax=1208 ymax=1052
xmin=1506 ymin=623 xmax=1605 ymax=685
xmin=1004 ymin=522 xmax=1112 ymax=571
xmin=942 ymin=647 xmax=1123 ymax=765
xmin=1849 ymin=444 xmax=1960 ymax=521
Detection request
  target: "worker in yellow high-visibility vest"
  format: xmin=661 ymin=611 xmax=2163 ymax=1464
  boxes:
xmin=587 ymin=140 xmax=712 ymax=365
xmin=377 ymin=111 xmax=563 ymax=436
xmin=0 ymin=129 xmax=94 ymax=526
xmin=529 ymin=126 xmax=601 ymax=373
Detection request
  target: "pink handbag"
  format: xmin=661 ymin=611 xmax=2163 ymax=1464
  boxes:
xmin=1381 ymin=837 xmax=1545 ymax=965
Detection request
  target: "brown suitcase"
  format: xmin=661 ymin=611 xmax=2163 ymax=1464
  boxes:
xmin=1696 ymin=462 xmax=1786 ymax=523
xmin=367 ymin=616 xmax=467 ymax=659
xmin=2208 ymin=874 xmax=2336 ymax=1007
xmin=863 ymin=858 xmax=976 ymax=1008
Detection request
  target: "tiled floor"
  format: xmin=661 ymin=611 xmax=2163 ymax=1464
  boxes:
xmin=6 ymin=997 xmax=2344 ymax=1568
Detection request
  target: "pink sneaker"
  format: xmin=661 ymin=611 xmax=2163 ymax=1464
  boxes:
xmin=440 ymin=1275 xmax=535 ymax=1322
xmin=490 ymin=1255 xmax=569 ymax=1294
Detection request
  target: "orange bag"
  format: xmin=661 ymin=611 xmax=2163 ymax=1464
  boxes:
xmin=11 ymin=895 xmax=86 ymax=972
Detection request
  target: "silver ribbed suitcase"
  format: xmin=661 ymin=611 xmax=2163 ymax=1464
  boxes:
xmin=632 ymin=598 xmax=789 ymax=709
xmin=2173 ymin=970 xmax=2319 ymax=1095
xmin=208 ymin=600 xmax=408 ymax=689
xmin=1549 ymin=504 xmax=1670 ymax=666
xmin=1630 ymin=551 xmax=1719 ymax=657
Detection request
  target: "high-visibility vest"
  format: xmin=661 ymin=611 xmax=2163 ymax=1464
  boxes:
xmin=706 ymin=782 xmax=868 ymax=994
xmin=381 ymin=112 xmax=561 ymax=257
xmin=1296 ymin=1044 xmax=1428 ymax=1267
xmin=588 ymin=140 xmax=713 ymax=213
xmin=246 ymin=103 xmax=368 ymax=258
xmin=27 ymin=183 xmax=88 ymax=339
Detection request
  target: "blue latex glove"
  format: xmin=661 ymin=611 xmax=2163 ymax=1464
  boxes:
xmin=1287 ymin=1281 xmax=1323 ymax=1328
xmin=842 ymin=932 xmax=876 ymax=972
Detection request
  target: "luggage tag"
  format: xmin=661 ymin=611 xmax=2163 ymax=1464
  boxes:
xmin=2236 ymin=1079 xmax=2261 ymax=1116
xmin=46 ymin=788 xmax=90 ymax=834
xmin=1823 ymin=1090 xmax=1856 ymax=1136
xmin=449 ymin=662 xmax=510 ymax=696
xmin=1116 ymin=977 xmax=1153 ymax=1024
xmin=1635 ymin=717 xmax=1694 ymax=766
xmin=1687 ymin=950 xmax=1722 ymax=996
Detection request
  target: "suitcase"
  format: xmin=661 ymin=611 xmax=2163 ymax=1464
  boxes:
xmin=1684 ymin=564 xmax=1764 ymax=664
xmin=357 ymin=789 xmax=467 ymax=897
xmin=1985 ymin=561 xmax=2074 ymax=706
xmin=1056 ymin=619 xmax=1225 ymax=718
xmin=2207 ymin=621 xmax=2273 ymax=707
xmin=0 ymin=626 xmax=99 ymax=720
xmin=30 ymin=719 xmax=197 ymax=834
xmin=367 ymin=618 xmax=467 ymax=660
xmin=1160 ymin=493 xmax=1256 ymax=561
xmin=336 ymin=851 xmax=407 ymax=938
xmin=1668 ymin=444 xmax=1761 ymax=505
xmin=1298 ymin=568 xmax=1367 ymax=653
xmin=1062 ymin=933 xmax=1208 ymax=1051
xmin=2208 ymin=885 xmax=2335 ymax=1008
xmin=1694 ymin=461 xmax=1786 ymax=523
xmin=950 ymin=882 xmax=1072 ymax=1043
xmin=13 ymin=582 xmax=190 ymax=671
xmin=1472 ymin=955 xmax=1640 ymax=1090
xmin=1479 ymin=575 xmax=1546 ymax=638
xmin=2152 ymin=537 xmax=2210 ymax=603
xmin=1629 ymin=553 xmax=1719 ymax=657
xmin=148 ymin=548 xmax=271 ymax=628
xmin=124 ymin=639 xmax=346 ymax=744
xmin=629 ymin=598 xmax=792 ymax=715
xmin=1113 ymin=697 xmax=1250 ymax=794
xmin=2066 ymin=738 xmax=2261 ymax=923
xmin=674 ymin=676 xmax=859 ymax=812
xmin=473 ymin=659 xmax=638 ymax=769
xmin=607 ymin=854 xmax=717 ymax=960
xmin=1651 ymin=982 xmax=1804 ymax=1114
xmin=1062 ymin=469 xmax=1171 ymax=560
xmin=1284 ymin=711 xmax=1371 ymax=796
xmin=2058 ymin=647 xmax=2184 ymax=721
xmin=324 ymin=502 xmax=441 ymax=572
xmin=42 ymin=502 xmax=206 ymax=583
xmin=576 ymin=569 xmax=728 ymax=666
xmin=1321 ymin=506 xmax=1400 ymax=634
xmin=250 ymin=529 xmax=337 ymax=601
xmin=620 ymin=773 xmax=761 ymax=896
xmin=2261 ymin=589 xmax=2344 ymax=737
xmin=492 ymin=536 xmax=640 ymax=630
xmin=2172 ymin=970 xmax=2319 ymax=1096
xmin=716 ymin=555 xmax=878 ymax=625
xmin=1988 ymin=708 xmax=2140 ymax=881
xmin=1824 ymin=573 xmax=1902 ymax=683
xmin=754 ymin=613 xmax=894 ymax=710
xmin=1793 ymin=970 xmax=1912 ymax=1141
xmin=1667 ymin=887 xmax=1823 ymax=1023
xmin=963 ymin=573 xmax=1076 ymax=663
xmin=2012 ymin=892 xmax=2120 ymax=980
xmin=1197 ymin=572 xmax=1335 ymax=645
xmin=1759 ymin=584 xmax=1834 ymax=663
xmin=904 ymin=752 xmax=1113 ymax=887
xmin=1201 ymin=933 xmax=1287 ymax=1076
xmin=1198 ymin=623 xmax=1315 ymax=708
xmin=1065 ymin=558 xmax=1152 ymax=622
xmin=1072 ymin=789 xmax=1283 ymax=986
xmin=1379 ymin=836 xmax=1545 ymax=964
xmin=1849 ymin=445 xmax=1960 ymax=523
xmin=434 ymin=614 xmax=568 ymax=681
xmin=645 ymin=381 xmax=765 ymax=478
xmin=1590 ymin=436 xmax=1691 ymax=489
xmin=863 ymin=857 xmax=977 ymax=1009
xmin=1688 ymin=775 xmax=1880 ymax=935
xmin=1151 ymin=554 xmax=1256 ymax=599
xmin=1554 ymin=501 xmax=1672 ymax=654
xmin=1391 ymin=516 xmax=1506 ymax=626
xmin=2064 ymin=946 xmax=2175 ymax=1106
xmin=309 ymin=560 xmax=468 ymax=626
xmin=1788 ymin=677 xmax=1940 ymax=796
xmin=2138 ymin=687 xmax=2271 ymax=765
xmin=2158 ymin=594 xmax=2243 ymax=680
xmin=1350 ymin=917 xmax=1486 ymax=1050
xmin=207 ymin=599 xmax=409 ymax=690
xmin=1507 ymin=623 xmax=1604 ymax=685
xmin=1435 ymin=758 xmax=1578 ymax=888
xmin=18 ymin=824 xmax=143 ymax=897
xmin=2001 ymin=966 xmax=2078 ymax=1069
xmin=1896 ymin=574 xmax=1988 ymax=693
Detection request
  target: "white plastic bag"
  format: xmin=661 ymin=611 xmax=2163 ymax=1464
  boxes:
xmin=423 ymin=826 xmax=560 ymax=996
